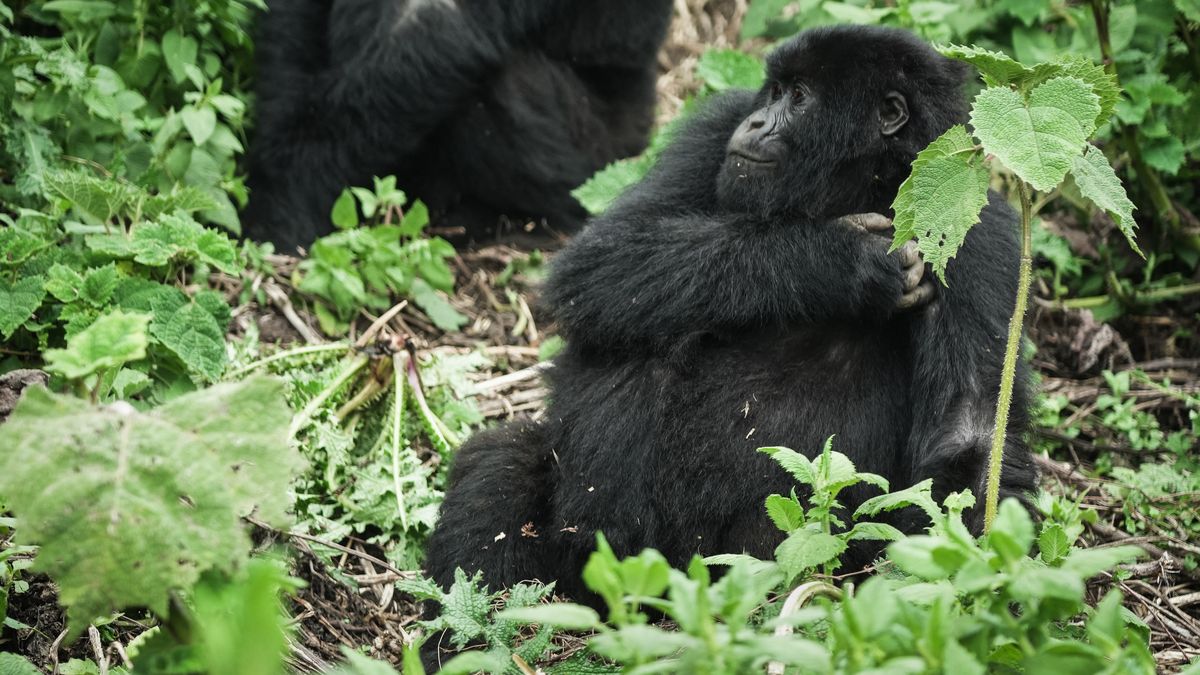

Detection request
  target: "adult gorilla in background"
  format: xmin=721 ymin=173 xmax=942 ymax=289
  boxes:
xmin=425 ymin=26 xmax=1037 ymax=601
xmin=244 ymin=0 xmax=673 ymax=251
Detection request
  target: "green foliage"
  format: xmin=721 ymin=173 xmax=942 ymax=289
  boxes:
xmin=296 ymin=177 xmax=466 ymax=334
xmin=754 ymin=438 xmax=897 ymax=580
xmin=0 ymin=377 xmax=302 ymax=636
xmin=401 ymin=569 xmax=558 ymax=673
xmin=42 ymin=309 xmax=150 ymax=380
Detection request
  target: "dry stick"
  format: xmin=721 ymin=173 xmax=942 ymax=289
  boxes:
xmin=356 ymin=300 xmax=409 ymax=349
xmin=245 ymin=515 xmax=414 ymax=581
xmin=88 ymin=625 xmax=108 ymax=675
xmin=48 ymin=627 xmax=69 ymax=674
xmin=264 ymin=282 xmax=323 ymax=345
xmin=512 ymin=653 xmax=539 ymax=675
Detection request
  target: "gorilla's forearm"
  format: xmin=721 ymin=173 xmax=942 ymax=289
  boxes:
xmin=545 ymin=213 xmax=906 ymax=350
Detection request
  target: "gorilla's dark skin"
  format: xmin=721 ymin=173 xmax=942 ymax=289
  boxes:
xmin=244 ymin=0 xmax=673 ymax=251
xmin=425 ymin=25 xmax=1036 ymax=608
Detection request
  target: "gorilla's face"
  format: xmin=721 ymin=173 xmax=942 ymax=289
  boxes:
xmin=714 ymin=37 xmax=913 ymax=220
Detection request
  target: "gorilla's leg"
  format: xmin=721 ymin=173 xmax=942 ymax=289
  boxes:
xmin=424 ymin=421 xmax=557 ymax=590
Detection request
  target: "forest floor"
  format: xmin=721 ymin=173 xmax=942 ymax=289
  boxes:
xmin=5 ymin=0 xmax=1199 ymax=672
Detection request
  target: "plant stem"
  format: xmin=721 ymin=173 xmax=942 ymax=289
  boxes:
xmin=984 ymin=181 xmax=1033 ymax=531
xmin=1055 ymin=282 xmax=1200 ymax=309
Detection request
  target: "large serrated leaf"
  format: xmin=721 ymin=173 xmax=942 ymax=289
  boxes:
xmin=0 ymin=276 xmax=47 ymax=339
xmin=572 ymin=156 xmax=651 ymax=215
xmin=939 ymin=44 xmax=1034 ymax=86
xmin=970 ymin=77 xmax=1100 ymax=192
xmin=151 ymin=300 xmax=228 ymax=382
xmin=44 ymin=169 xmax=138 ymax=222
xmin=774 ymin=529 xmax=846 ymax=576
xmin=43 ymin=310 xmax=150 ymax=379
xmin=891 ymin=125 xmax=990 ymax=284
xmin=1023 ymin=55 xmax=1120 ymax=130
xmin=1070 ymin=144 xmax=1142 ymax=257
xmin=0 ymin=377 xmax=301 ymax=637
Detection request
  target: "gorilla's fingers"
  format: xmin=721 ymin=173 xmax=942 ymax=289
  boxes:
xmin=840 ymin=212 xmax=892 ymax=233
xmin=898 ymin=280 xmax=935 ymax=309
xmin=904 ymin=257 xmax=924 ymax=291
xmin=897 ymin=240 xmax=921 ymax=267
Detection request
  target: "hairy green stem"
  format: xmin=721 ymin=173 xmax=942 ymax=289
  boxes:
xmin=985 ymin=181 xmax=1033 ymax=531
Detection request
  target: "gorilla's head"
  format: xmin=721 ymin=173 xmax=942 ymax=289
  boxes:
xmin=716 ymin=26 xmax=971 ymax=220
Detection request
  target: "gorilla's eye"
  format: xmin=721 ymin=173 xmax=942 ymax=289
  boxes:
xmin=791 ymin=85 xmax=805 ymax=104
xmin=770 ymin=82 xmax=783 ymax=102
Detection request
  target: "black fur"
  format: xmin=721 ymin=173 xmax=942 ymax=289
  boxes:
xmin=425 ymin=25 xmax=1037 ymax=610
xmin=243 ymin=0 xmax=673 ymax=251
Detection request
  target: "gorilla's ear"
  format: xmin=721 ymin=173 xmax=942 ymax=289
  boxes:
xmin=881 ymin=91 xmax=909 ymax=136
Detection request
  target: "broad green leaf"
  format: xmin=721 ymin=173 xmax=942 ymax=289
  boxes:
xmin=495 ymin=604 xmax=602 ymax=630
xmin=45 ymin=169 xmax=137 ymax=222
xmin=765 ymin=494 xmax=804 ymax=531
xmin=0 ymin=378 xmax=300 ymax=637
xmin=45 ymin=264 xmax=86 ymax=303
xmin=758 ymin=446 xmax=813 ymax=485
xmin=590 ymin=624 xmax=696 ymax=662
xmin=331 ymin=190 xmax=359 ymax=230
xmin=741 ymin=635 xmax=831 ymax=668
xmin=1178 ymin=0 xmax=1200 ymax=22
xmin=181 ymin=105 xmax=217 ymax=146
xmin=855 ymin=479 xmax=941 ymax=525
xmin=161 ymin=29 xmax=198 ymax=84
xmin=1060 ymin=545 xmax=1142 ymax=578
xmin=987 ymin=498 xmax=1036 ymax=563
xmin=1038 ymin=523 xmax=1071 ymax=564
xmin=326 ymin=649 xmax=403 ymax=675
xmin=970 ymin=76 xmax=1100 ymax=191
xmin=398 ymin=199 xmax=430 ymax=238
xmin=572 ymin=156 xmax=651 ymax=215
xmin=1024 ymin=55 xmax=1120 ymax=130
xmin=847 ymin=521 xmax=905 ymax=542
xmin=696 ymin=49 xmax=765 ymax=91
xmin=890 ymin=125 xmax=990 ymax=283
xmin=940 ymin=44 xmax=1034 ymax=86
xmin=0 ymin=276 xmax=47 ymax=339
xmin=151 ymin=300 xmax=228 ymax=382
xmin=0 ymin=654 xmax=42 ymax=675
xmin=774 ymin=529 xmax=846 ymax=576
xmin=410 ymin=278 xmax=468 ymax=332
xmin=1070 ymin=144 xmax=1141 ymax=257
xmin=44 ymin=310 xmax=151 ymax=380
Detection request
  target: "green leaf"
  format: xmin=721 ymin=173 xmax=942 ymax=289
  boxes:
xmin=940 ymin=44 xmax=1034 ymax=86
xmin=572 ymin=156 xmax=651 ymax=215
xmin=890 ymin=125 xmax=990 ymax=284
xmin=758 ymin=446 xmax=813 ymax=485
xmin=1060 ymin=545 xmax=1142 ymax=578
xmin=495 ymin=604 xmax=602 ymax=630
xmin=847 ymin=521 xmax=905 ymax=542
xmin=181 ymin=106 xmax=217 ymax=146
xmin=1178 ymin=0 xmax=1200 ymax=22
xmin=1025 ymin=55 xmax=1120 ymax=130
xmin=765 ymin=494 xmax=804 ymax=531
xmin=410 ymin=278 xmax=468 ymax=332
xmin=151 ymin=300 xmax=228 ymax=382
xmin=774 ymin=529 xmax=846 ymax=576
xmin=0 ymin=378 xmax=301 ymax=638
xmin=43 ymin=310 xmax=151 ymax=380
xmin=45 ymin=169 xmax=137 ymax=223
xmin=855 ymin=479 xmax=941 ymax=525
xmin=46 ymin=264 xmax=86 ymax=303
xmin=331 ymin=190 xmax=359 ymax=230
xmin=987 ymin=498 xmax=1036 ymax=563
xmin=696 ymin=49 xmax=765 ymax=91
xmin=1070 ymin=144 xmax=1141 ymax=257
xmin=0 ymin=276 xmax=47 ymax=340
xmin=1038 ymin=523 xmax=1071 ymax=564
xmin=398 ymin=200 xmax=430 ymax=238
xmin=161 ymin=29 xmax=198 ymax=84
xmin=970 ymin=77 xmax=1100 ymax=191
xmin=0 ymin=653 xmax=43 ymax=675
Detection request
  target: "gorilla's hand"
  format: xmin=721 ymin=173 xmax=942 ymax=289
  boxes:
xmin=839 ymin=213 xmax=935 ymax=310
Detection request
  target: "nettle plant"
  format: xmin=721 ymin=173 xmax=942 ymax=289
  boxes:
xmin=894 ymin=47 xmax=1140 ymax=528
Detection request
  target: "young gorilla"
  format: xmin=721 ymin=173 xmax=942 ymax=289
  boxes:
xmin=425 ymin=26 xmax=1037 ymax=603
xmin=244 ymin=0 xmax=673 ymax=251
